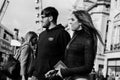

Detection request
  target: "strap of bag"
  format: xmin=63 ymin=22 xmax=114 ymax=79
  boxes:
xmin=14 ymin=48 xmax=21 ymax=60
xmin=14 ymin=43 xmax=30 ymax=60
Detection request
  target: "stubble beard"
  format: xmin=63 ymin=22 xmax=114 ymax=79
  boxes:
xmin=43 ymin=22 xmax=50 ymax=29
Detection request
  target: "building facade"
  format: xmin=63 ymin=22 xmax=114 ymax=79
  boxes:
xmin=87 ymin=0 xmax=110 ymax=73
xmin=0 ymin=23 xmax=14 ymax=54
xmin=0 ymin=0 xmax=14 ymax=54
xmin=105 ymin=0 xmax=120 ymax=77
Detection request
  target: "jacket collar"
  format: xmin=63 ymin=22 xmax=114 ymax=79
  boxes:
xmin=46 ymin=24 xmax=65 ymax=32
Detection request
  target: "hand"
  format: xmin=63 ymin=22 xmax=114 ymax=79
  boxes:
xmin=45 ymin=70 xmax=58 ymax=78
xmin=31 ymin=76 xmax=38 ymax=80
xmin=22 ymin=75 xmax=26 ymax=80
xmin=55 ymin=68 xmax=63 ymax=78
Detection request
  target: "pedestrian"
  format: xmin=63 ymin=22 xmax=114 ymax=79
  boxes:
xmin=31 ymin=6 xmax=71 ymax=80
xmin=90 ymin=68 xmax=97 ymax=80
xmin=17 ymin=31 xmax=38 ymax=80
xmin=45 ymin=10 xmax=104 ymax=80
xmin=96 ymin=69 xmax=104 ymax=80
xmin=108 ymin=73 xmax=115 ymax=80
xmin=0 ymin=52 xmax=7 ymax=80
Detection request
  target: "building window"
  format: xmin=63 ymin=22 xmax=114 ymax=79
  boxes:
xmin=3 ymin=30 xmax=13 ymax=41
xmin=99 ymin=64 xmax=104 ymax=71
xmin=3 ymin=33 xmax=7 ymax=40
xmin=111 ymin=25 xmax=120 ymax=51
xmin=107 ymin=59 xmax=120 ymax=77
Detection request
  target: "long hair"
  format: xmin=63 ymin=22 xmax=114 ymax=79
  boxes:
xmin=25 ymin=31 xmax=38 ymax=43
xmin=72 ymin=10 xmax=104 ymax=56
xmin=73 ymin=10 xmax=104 ymax=45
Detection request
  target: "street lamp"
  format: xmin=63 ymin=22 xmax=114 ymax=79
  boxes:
xmin=14 ymin=28 xmax=19 ymax=40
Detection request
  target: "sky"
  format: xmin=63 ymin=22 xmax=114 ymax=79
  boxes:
xmin=1 ymin=0 xmax=76 ymax=37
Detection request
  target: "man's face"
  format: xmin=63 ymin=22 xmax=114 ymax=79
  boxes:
xmin=40 ymin=15 xmax=50 ymax=29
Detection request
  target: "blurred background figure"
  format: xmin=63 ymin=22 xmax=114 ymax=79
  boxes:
xmin=17 ymin=31 xmax=38 ymax=80
xmin=90 ymin=68 xmax=97 ymax=80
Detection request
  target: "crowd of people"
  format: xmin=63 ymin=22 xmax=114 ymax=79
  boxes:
xmin=0 ymin=6 xmax=104 ymax=80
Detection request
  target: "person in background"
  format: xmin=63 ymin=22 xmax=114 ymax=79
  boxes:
xmin=18 ymin=31 xmax=38 ymax=80
xmin=31 ymin=6 xmax=71 ymax=80
xmin=90 ymin=68 xmax=97 ymax=80
xmin=46 ymin=10 xmax=104 ymax=80
xmin=0 ymin=52 xmax=7 ymax=80
xmin=108 ymin=73 xmax=115 ymax=80
xmin=96 ymin=69 xmax=104 ymax=80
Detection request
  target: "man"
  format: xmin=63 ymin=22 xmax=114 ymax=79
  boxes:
xmin=32 ymin=7 xmax=70 ymax=80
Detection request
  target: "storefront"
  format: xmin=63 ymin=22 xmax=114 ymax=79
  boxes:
xmin=104 ymin=51 xmax=120 ymax=78
xmin=107 ymin=59 xmax=120 ymax=76
xmin=0 ymin=38 xmax=14 ymax=54
xmin=105 ymin=12 xmax=120 ymax=78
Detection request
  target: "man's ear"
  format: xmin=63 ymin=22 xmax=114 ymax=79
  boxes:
xmin=49 ymin=16 xmax=53 ymax=22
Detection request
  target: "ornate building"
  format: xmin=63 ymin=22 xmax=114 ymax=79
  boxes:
xmin=104 ymin=0 xmax=120 ymax=77
xmin=87 ymin=0 xmax=110 ymax=74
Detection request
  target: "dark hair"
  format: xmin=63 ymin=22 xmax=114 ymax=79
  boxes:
xmin=41 ymin=6 xmax=59 ymax=24
xmin=72 ymin=10 xmax=104 ymax=46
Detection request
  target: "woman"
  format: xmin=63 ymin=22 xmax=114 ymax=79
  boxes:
xmin=19 ymin=31 xmax=38 ymax=80
xmin=45 ymin=10 xmax=104 ymax=80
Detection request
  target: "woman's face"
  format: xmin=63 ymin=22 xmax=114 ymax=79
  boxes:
xmin=31 ymin=37 xmax=37 ymax=45
xmin=68 ymin=14 xmax=81 ymax=31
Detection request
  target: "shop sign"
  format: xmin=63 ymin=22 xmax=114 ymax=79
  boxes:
xmin=0 ymin=38 xmax=14 ymax=54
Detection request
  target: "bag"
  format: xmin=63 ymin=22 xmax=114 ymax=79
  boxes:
xmin=1 ymin=43 xmax=34 ymax=79
xmin=14 ymin=47 xmax=22 ymax=60
xmin=16 ymin=43 xmax=35 ymax=77
xmin=0 ymin=45 xmax=23 ymax=80
xmin=1 ymin=54 xmax=21 ymax=80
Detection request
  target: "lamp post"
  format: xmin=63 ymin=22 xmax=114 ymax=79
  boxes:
xmin=14 ymin=28 xmax=19 ymax=40
xmin=13 ymin=28 xmax=19 ymax=55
